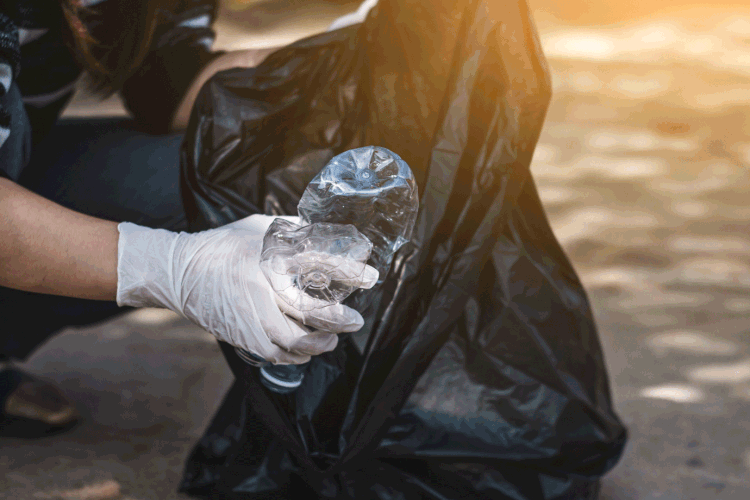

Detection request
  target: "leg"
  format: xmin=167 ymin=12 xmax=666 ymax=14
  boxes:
xmin=18 ymin=118 xmax=186 ymax=231
xmin=1 ymin=117 xmax=187 ymax=434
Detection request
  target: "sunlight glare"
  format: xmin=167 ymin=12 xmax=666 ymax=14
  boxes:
xmin=640 ymin=383 xmax=706 ymax=403
xmin=686 ymin=359 xmax=750 ymax=385
xmin=647 ymin=330 xmax=738 ymax=356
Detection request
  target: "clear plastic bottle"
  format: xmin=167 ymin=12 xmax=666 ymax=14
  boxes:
xmin=260 ymin=219 xmax=373 ymax=314
xmin=298 ymin=146 xmax=419 ymax=280
xmin=238 ymin=146 xmax=419 ymax=394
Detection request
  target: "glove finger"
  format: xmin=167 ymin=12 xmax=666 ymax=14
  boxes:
xmin=262 ymin=345 xmax=312 ymax=365
xmin=270 ymin=266 xmax=377 ymax=314
xmin=225 ymin=324 xmax=311 ymax=365
xmin=270 ymin=273 xmax=341 ymax=312
xmin=304 ymin=304 xmax=365 ymax=333
xmin=239 ymin=307 xmax=312 ymax=364
xmin=245 ymin=271 xmax=311 ymax=355
xmin=287 ymin=331 xmax=339 ymax=356
xmin=270 ymin=313 xmax=338 ymax=356
xmin=276 ymin=296 xmax=364 ymax=333
xmin=226 ymin=214 xmax=303 ymax=233
xmin=359 ymin=264 xmax=379 ymax=289
xmin=269 ymin=313 xmax=315 ymax=353
xmin=324 ymin=262 xmax=379 ymax=290
xmin=294 ymin=252 xmax=379 ymax=290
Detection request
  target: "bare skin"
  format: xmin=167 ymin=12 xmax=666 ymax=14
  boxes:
xmin=0 ymin=47 xmax=281 ymax=301
xmin=0 ymin=177 xmax=119 ymax=300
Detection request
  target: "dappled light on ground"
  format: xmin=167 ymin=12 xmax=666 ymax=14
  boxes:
xmin=640 ymin=383 xmax=706 ymax=403
xmin=647 ymin=331 xmax=738 ymax=357
xmin=686 ymin=359 xmax=750 ymax=385
xmin=532 ymin=5 xmax=750 ymax=498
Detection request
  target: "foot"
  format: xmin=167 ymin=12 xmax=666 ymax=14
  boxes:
xmin=0 ymin=368 xmax=79 ymax=433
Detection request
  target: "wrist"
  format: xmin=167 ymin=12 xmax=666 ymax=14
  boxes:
xmin=116 ymin=222 xmax=182 ymax=311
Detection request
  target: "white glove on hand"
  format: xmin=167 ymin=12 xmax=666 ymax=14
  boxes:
xmin=116 ymin=215 xmax=378 ymax=364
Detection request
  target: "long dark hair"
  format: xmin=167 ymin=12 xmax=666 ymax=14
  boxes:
xmin=60 ymin=0 xmax=178 ymax=94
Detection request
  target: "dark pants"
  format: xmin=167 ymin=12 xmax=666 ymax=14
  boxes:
xmin=0 ymin=111 xmax=186 ymax=360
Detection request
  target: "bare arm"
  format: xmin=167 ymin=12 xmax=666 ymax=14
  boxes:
xmin=170 ymin=47 xmax=281 ymax=131
xmin=0 ymin=177 xmax=119 ymax=300
xmin=1 ymin=48 xmax=282 ymax=299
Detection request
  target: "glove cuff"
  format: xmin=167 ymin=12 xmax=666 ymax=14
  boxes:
xmin=116 ymin=222 xmax=182 ymax=311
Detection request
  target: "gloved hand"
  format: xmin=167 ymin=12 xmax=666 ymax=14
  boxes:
xmin=116 ymin=215 xmax=378 ymax=364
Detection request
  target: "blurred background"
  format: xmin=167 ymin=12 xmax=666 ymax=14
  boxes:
xmin=4 ymin=0 xmax=750 ymax=499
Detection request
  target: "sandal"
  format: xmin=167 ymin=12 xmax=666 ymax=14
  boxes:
xmin=0 ymin=367 xmax=79 ymax=437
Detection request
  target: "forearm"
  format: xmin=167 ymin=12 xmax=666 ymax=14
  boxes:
xmin=170 ymin=47 xmax=281 ymax=131
xmin=0 ymin=177 xmax=119 ymax=300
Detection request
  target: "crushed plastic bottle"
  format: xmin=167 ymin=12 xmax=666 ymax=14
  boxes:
xmin=260 ymin=220 xmax=373 ymax=312
xmin=298 ymin=146 xmax=419 ymax=280
xmin=239 ymin=146 xmax=419 ymax=394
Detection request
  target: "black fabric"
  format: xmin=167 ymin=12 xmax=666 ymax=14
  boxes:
xmin=0 ymin=105 xmax=10 ymax=127
xmin=178 ymin=0 xmax=627 ymax=498
xmin=0 ymin=0 xmax=58 ymax=29
xmin=18 ymin=118 xmax=187 ymax=229
xmin=0 ymin=83 xmax=32 ymax=181
xmin=0 ymin=12 xmax=19 ymax=77
xmin=120 ymin=0 xmax=223 ymax=134
xmin=0 ymin=0 xmax=75 ymax=149
xmin=0 ymin=0 xmax=219 ymax=149
xmin=24 ymin=88 xmax=75 ymax=148
xmin=0 ymin=368 xmax=24 ymax=405
xmin=0 ymin=11 xmax=20 ymax=149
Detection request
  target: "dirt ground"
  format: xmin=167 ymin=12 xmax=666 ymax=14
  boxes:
xmin=3 ymin=1 xmax=750 ymax=499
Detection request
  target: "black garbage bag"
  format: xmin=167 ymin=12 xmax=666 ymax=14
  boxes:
xmin=178 ymin=0 xmax=628 ymax=498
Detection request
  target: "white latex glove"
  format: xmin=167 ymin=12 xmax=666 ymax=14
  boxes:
xmin=116 ymin=215 xmax=379 ymax=364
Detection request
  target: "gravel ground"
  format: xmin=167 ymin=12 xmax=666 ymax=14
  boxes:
xmin=4 ymin=2 xmax=750 ymax=499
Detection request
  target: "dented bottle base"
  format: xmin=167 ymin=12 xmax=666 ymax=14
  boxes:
xmin=235 ymin=347 xmax=306 ymax=394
